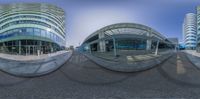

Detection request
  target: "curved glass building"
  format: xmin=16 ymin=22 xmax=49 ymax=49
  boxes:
xmin=183 ymin=13 xmax=197 ymax=50
xmin=81 ymin=23 xmax=174 ymax=54
xmin=0 ymin=3 xmax=66 ymax=55
xmin=197 ymin=6 xmax=200 ymax=52
xmin=80 ymin=23 xmax=175 ymax=72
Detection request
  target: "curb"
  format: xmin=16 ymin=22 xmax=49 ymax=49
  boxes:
xmin=0 ymin=51 xmax=73 ymax=78
xmin=184 ymin=51 xmax=200 ymax=70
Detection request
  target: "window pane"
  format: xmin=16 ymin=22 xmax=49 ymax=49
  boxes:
xmin=47 ymin=32 xmax=51 ymax=39
xmin=26 ymin=28 xmax=33 ymax=32
xmin=41 ymin=30 xmax=46 ymax=37
xmin=34 ymin=28 xmax=40 ymax=36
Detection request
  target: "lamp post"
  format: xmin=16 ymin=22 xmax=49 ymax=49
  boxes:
xmin=155 ymin=40 xmax=159 ymax=55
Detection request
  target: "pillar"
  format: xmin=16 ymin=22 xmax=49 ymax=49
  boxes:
xmin=3 ymin=42 xmax=5 ymax=53
xmin=19 ymin=40 xmax=21 ymax=55
xmin=51 ymin=43 xmax=53 ymax=53
xmin=146 ymin=32 xmax=152 ymax=51
xmin=146 ymin=39 xmax=152 ymax=50
xmin=88 ymin=44 xmax=91 ymax=54
xmin=155 ymin=40 xmax=159 ymax=55
xmin=99 ymin=33 xmax=106 ymax=52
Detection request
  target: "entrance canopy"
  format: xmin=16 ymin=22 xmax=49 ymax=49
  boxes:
xmin=81 ymin=23 xmax=174 ymax=53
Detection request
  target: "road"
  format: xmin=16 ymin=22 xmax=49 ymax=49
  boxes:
xmin=0 ymin=51 xmax=200 ymax=99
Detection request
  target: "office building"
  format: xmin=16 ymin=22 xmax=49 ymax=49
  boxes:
xmin=0 ymin=3 xmax=66 ymax=55
xmin=81 ymin=23 xmax=174 ymax=53
xmin=183 ymin=13 xmax=197 ymax=50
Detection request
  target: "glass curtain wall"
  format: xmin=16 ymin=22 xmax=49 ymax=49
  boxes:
xmin=0 ymin=40 xmax=61 ymax=55
xmin=105 ymin=38 xmax=146 ymax=51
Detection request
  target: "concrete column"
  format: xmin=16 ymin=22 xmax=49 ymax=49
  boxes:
xmin=146 ymin=39 xmax=152 ymax=50
xmin=146 ymin=32 xmax=152 ymax=51
xmin=39 ymin=41 xmax=42 ymax=54
xmin=28 ymin=46 xmax=30 ymax=55
xmin=174 ymin=44 xmax=177 ymax=52
xmin=51 ymin=43 xmax=53 ymax=53
xmin=19 ymin=40 xmax=21 ymax=55
xmin=99 ymin=33 xmax=106 ymax=52
xmin=155 ymin=40 xmax=159 ymax=55
xmin=26 ymin=46 xmax=27 ymax=56
xmin=3 ymin=42 xmax=5 ymax=53
xmin=88 ymin=44 xmax=91 ymax=54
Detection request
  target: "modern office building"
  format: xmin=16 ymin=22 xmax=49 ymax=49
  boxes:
xmin=0 ymin=3 xmax=66 ymax=55
xmin=168 ymin=38 xmax=179 ymax=50
xmin=197 ymin=6 xmax=200 ymax=52
xmin=183 ymin=13 xmax=197 ymax=50
xmin=81 ymin=23 xmax=174 ymax=54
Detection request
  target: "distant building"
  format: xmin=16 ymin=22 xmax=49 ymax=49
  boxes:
xmin=183 ymin=13 xmax=197 ymax=50
xmin=179 ymin=42 xmax=185 ymax=50
xmin=197 ymin=6 xmax=200 ymax=52
xmin=167 ymin=38 xmax=179 ymax=50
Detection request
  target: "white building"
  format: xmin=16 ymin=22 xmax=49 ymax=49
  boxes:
xmin=197 ymin=6 xmax=200 ymax=52
xmin=183 ymin=13 xmax=197 ymax=50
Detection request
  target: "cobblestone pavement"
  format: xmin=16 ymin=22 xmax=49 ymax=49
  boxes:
xmin=0 ymin=51 xmax=200 ymax=99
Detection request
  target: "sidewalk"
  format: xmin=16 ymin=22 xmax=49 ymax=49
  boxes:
xmin=91 ymin=50 xmax=173 ymax=62
xmin=184 ymin=50 xmax=200 ymax=57
xmin=0 ymin=50 xmax=73 ymax=77
xmin=0 ymin=50 xmax=67 ymax=61
xmin=82 ymin=50 xmax=174 ymax=72
xmin=184 ymin=50 xmax=200 ymax=68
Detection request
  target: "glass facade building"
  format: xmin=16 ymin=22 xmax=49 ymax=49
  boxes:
xmin=0 ymin=3 xmax=66 ymax=55
xmin=183 ymin=13 xmax=197 ymax=50
xmin=81 ymin=23 xmax=174 ymax=53
xmin=197 ymin=7 xmax=200 ymax=52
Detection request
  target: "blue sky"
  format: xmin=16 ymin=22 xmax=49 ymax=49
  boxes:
xmin=0 ymin=0 xmax=200 ymax=47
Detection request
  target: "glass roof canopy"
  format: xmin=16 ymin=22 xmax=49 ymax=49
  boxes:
xmin=83 ymin=23 xmax=172 ymax=45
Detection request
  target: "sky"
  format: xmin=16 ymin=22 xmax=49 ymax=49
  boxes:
xmin=0 ymin=0 xmax=200 ymax=47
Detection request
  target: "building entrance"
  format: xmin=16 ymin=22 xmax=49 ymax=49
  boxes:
xmin=0 ymin=40 xmax=61 ymax=55
xmin=26 ymin=46 xmax=38 ymax=55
